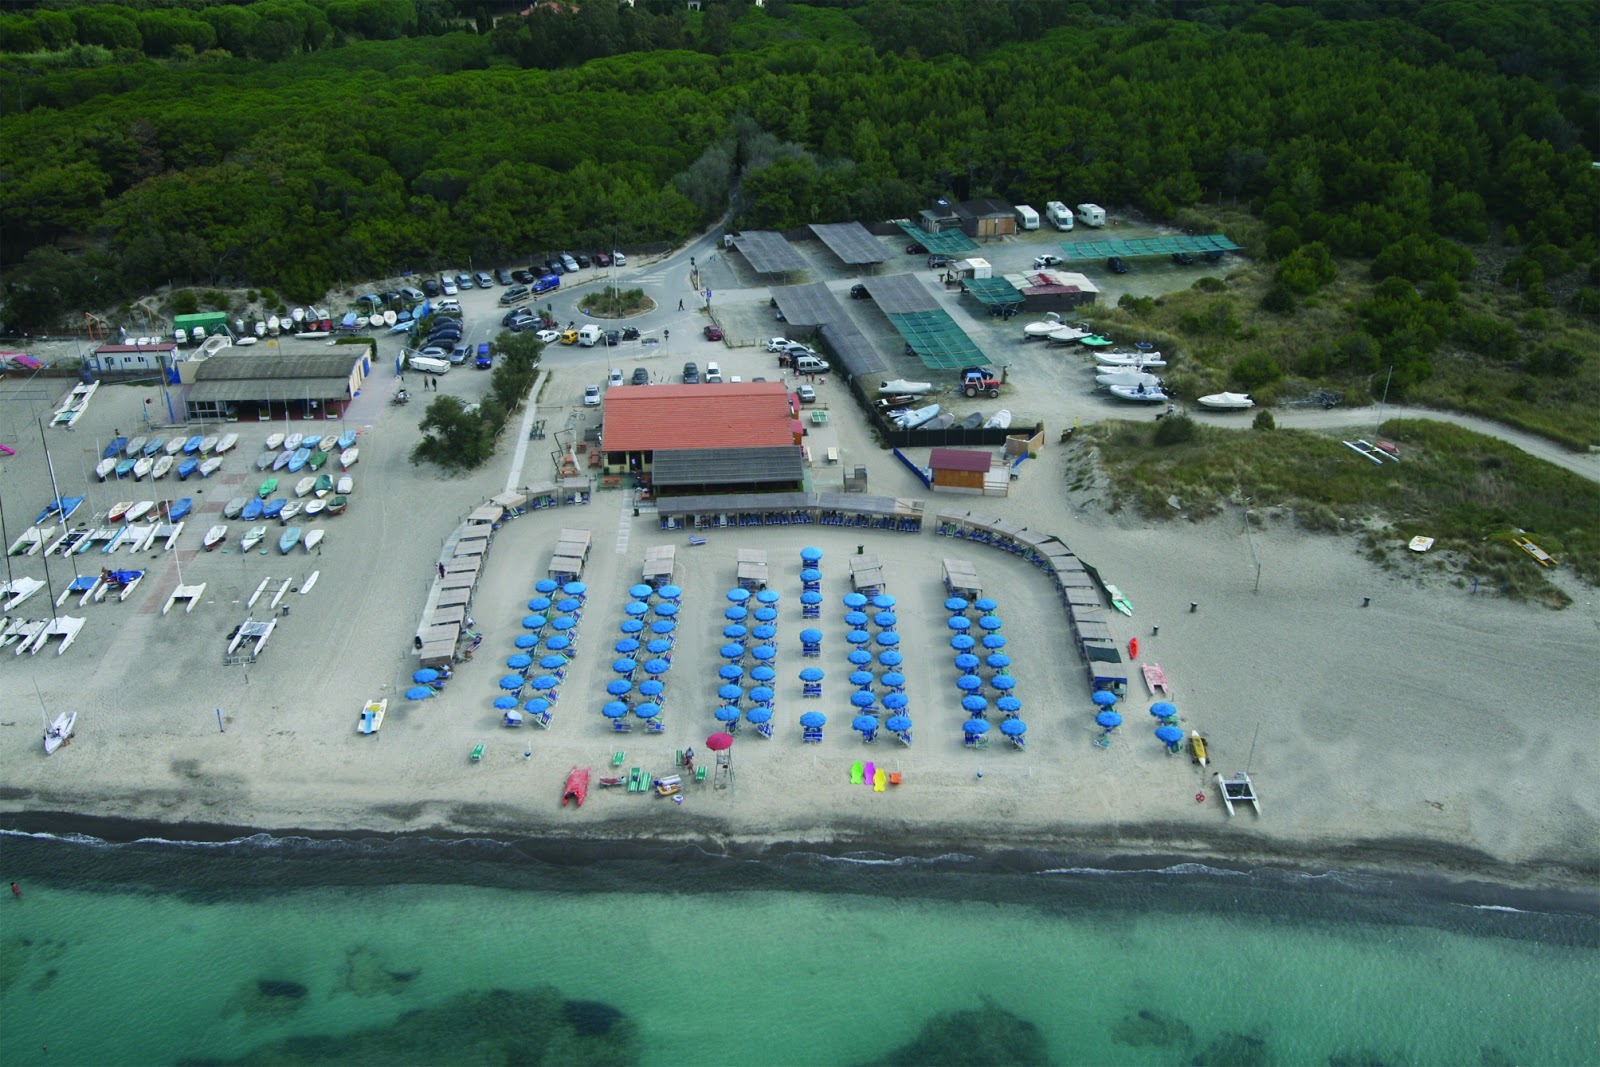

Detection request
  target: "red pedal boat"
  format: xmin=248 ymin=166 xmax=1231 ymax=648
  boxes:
xmin=562 ymin=765 xmax=591 ymax=807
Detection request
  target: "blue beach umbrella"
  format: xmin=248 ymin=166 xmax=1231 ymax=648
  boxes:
xmin=986 ymin=653 xmax=1012 ymax=670
xmin=746 ymin=707 xmax=773 ymax=725
xmin=875 ymin=632 xmax=899 ymax=647
xmin=844 ymin=611 xmax=869 ymax=628
xmin=944 ymin=597 xmax=969 ymax=612
xmin=848 ymin=629 xmax=871 ymax=645
xmin=634 ymin=703 xmax=661 ymax=720
xmin=847 ymin=649 xmax=872 ymax=666
xmin=620 ymin=618 xmax=644 ymax=634
xmin=979 ymin=615 xmax=1003 ymax=631
xmin=727 ymin=588 xmax=751 ymax=603
xmin=882 ymin=692 xmax=909 ymax=711
xmin=974 ymin=598 xmax=997 ymax=612
xmin=522 ymin=614 xmax=547 ymax=630
xmin=799 ymin=667 xmax=824 ymax=682
xmin=721 ymin=643 xmax=746 ymax=660
xmin=799 ymin=712 xmax=826 ymax=728
xmin=882 ymin=671 xmax=907 ymax=689
xmin=413 ymin=668 xmax=440 ymax=684
xmin=800 ymin=590 xmax=823 ymax=605
xmin=878 ymin=651 xmax=903 ymax=668
xmin=752 ymin=624 xmax=777 ymax=642
xmin=629 ymin=584 xmax=653 ymax=599
xmin=556 ymin=598 xmax=581 ymax=614
xmin=606 ymin=679 xmax=632 ymax=697
xmin=750 ymin=666 xmax=776 ymax=683
xmin=499 ymin=674 xmax=526 ymax=691
xmin=715 ymin=706 xmax=741 ymax=723
xmin=527 ymin=597 xmax=552 ymax=613
xmin=725 ymin=606 xmax=749 ymax=621
xmin=849 ymin=670 xmax=875 ymax=688
xmin=852 ymin=714 xmax=880 ymax=733
xmin=651 ymin=620 xmax=676 ymax=635
xmin=405 ymin=686 xmax=435 ymax=701
xmin=540 ymin=655 xmax=567 ymax=671
xmin=800 ymin=628 xmax=823 ymax=644
xmin=719 ymin=664 xmax=744 ymax=681
xmin=962 ymin=695 xmax=989 ymax=714
xmin=1151 ymin=701 xmax=1178 ymax=720
xmin=843 ymin=593 xmax=868 ymax=608
xmin=507 ymin=654 xmax=533 ymax=670
xmin=1155 ymin=725 xmax=1184 ymax=745
xmin=951 ymin=635 xmax=976 ymax=651
xmin=1092 ymin=690 xmax=1118 ymax=707
xmin=655 ymin=602 xmax=679 ymax=617
xmin=954 ymin=654 xmax=981 ymax=672
xmin=525 ymin=698 xmax=552 ymax=717
xmin=1096 ymin=710 xmax=1122 ymax=730
xmin=963 ymin=719 xmax=990 ymax=736
xmin=515 ymin=634 xmax=538 ymax=649
xmin=644 ymin=659 xmax=671 ymax=675
xmin=997 ymin=696 xmax=1023 ymax=715
xmin=647 ymin=639 xmax=673 ymax=655
xmin=872 ymin=594 xmax=895 ymax=609
xmin=562 ymin=581 xmax=586 ymax=597
xmin=532 ymin=675 xmax=560 ymax=691
xmin=723 ymin=624 xmax=749 ymax=640
xmin=613 ymin=657 xmax=638 ymax=674
xmin=991 ymin=675 xmax=1017 ymax=692
xmin=625 ymin=601 xmax=648 ymax=616
xmin=751 ymin=645 xmax=777 ymax=661
xmin=535 ymin=579 xmax=558 ymax=594
xmin=800 ymin=568 xmax=822 ymax=583
xmin=615 ymin=638 xmax=640 ymax=654
xmin=757 ymin=589 xmax=780 ymax=604
xmin=801 ymin=547 xmax=823 ymax=563
xmin=660 ymin=585 xmax=682 ymax=601
xmin=874 ymin=612 xmax=897 ymax=628
xmin=948 ymin=616 xmax=971 ymax=631
xmin=850 ymin=690 xmax=876 ymax=708
xmin=886 ymin=715 xmax=913 ymax=733
xmin=718 ymin=684 xmax=744 ymax=703
xmin=957 ymin=674 xmax=982 ymax=692
xmin=494 ymin=696 xmax=519 ymax=710
xmin=551 ymin=616 xmax=576 ymax=631
xmin=749 ymin=686 xmax=775 ymax=704
xmin=753 ymin=607 xmax=778 ymax=623
xmin=602 ymin=702 xmax=629 ymax=719
xmin=982 ymin=634 xmax=1007 ymax=650
xmin=1001 ymin=719 xmax=1027 ymax=738
xmin=545 ymin=634 xmax=571 ymax=651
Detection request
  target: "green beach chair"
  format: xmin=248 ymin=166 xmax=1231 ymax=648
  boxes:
xmin=628 ymin=767 xmax=643 ymax=792
xmin=849 ymin=760 xmax=864 ymax=785
xmin=675 ymin=749 xmax=685 ymax=767
xmin=470 ymin=742 xmax=485 ymax=763
xmin=694 ymin=765 xmax=707 ymax=784
xmin=612 ymin=750 xmax=625 ymax=767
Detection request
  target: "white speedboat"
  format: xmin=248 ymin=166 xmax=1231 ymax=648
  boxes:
xmin=336 ymin=475 xmax=354 ymax=495
xmin=338 ymin=447 xmax=359 ymax=469
xmin=241 ymin=525 xmax=267 ymax=552
xmin=45 ymin=711 xmax=76 ymax=755
xmin=95 ymin=458 xmax=117 ymax=481
xmin=895 ymin=403 xmax=942 ymax=428
xmin=265 ymin=432 xmax=285 ymax=450
xmin=164 ymin=437 xmax=185 ymax=456
xmin=152 ymin=456 xmax=174 ymax=480
xmin=1097 ymin=369 xmax=1164 ymax=388
xmin=294 ymin=477 xmax=317 ymax=498
xmin=1196 ymin=392 xmax=1254 ymax=411
xmin=204 ymin=524 xmax=228 ymax=551
xmin=1108 ymin=383 xmax=1168 ymax=403
xmin=1097 ymin=349 xmax=1166 ymax=367
xmin=132 ymin=456 xmax=153 ymax=480
xmin=284 ymin=433 xmax=303 ymax=451
xmin=1022 ymin=313 xmax=1063 ymax=338
xmin=1045 ymin=324 xmax=1094 ymax=344
xmin=983 ymin=409 xmax=1012 ymax=430
xmin=303 ymin=529 xmax=324 ymax=552
xmin=878 ymin=379 xmax=937 ymax=396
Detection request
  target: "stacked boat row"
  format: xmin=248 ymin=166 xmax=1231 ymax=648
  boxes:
xmin=94 ymin=432 xmax=237 ymax=481
xmin=252 ymin=430 xmax=360 ymax=475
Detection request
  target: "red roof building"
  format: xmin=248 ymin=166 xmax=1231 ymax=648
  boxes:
xmin=600 ymin=382 xmax=804 ymax=496
xmin=928 ymin=448 xmax=993 ymax=493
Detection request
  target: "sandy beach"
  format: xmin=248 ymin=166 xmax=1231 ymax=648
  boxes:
xmin=3 ymin=316 xmax=1597 ymax=892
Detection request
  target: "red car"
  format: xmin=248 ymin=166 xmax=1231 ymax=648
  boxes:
xmin=905 ymin=242 xmax=927 ymax=254
xmin=593 ymin=252 xmax=611 ymax=267
xmin=704 ymin=324 xmax=724 ymax=341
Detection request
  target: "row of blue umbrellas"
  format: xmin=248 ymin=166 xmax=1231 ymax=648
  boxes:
xmin=950 ymin=633 xmax=1007 ymax=651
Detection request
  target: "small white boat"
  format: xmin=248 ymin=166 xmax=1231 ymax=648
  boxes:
xmin=164 ymin=437 xmax=185 ymax=456
xmin=336 ymin=475 xmax=353 ymax=495
xmin=1096 ymin=348 xmax=1166 ymax=367
xmin=223 ymin=497 xmax=248 ymax=519
xmin=152 ymin=456 xmax=174 ymax=480
xmin=265 ymin=432 xmax=285 ymax=450
xmin=279 ymin=526 xmax=303 ymax=553
xmin=303 ymin=499 xmax=326 ymax=518
xmin=291 ymin=307 xmax=306 ymax=323
xmin=254 ymin=321 xmax=267 ymax=338
xmin=1022 ymin=313 xmax=1063 ymax=338
xmin=358 ymin=698 xmax=386 ymax=735
xmin=1097 ymin=369 xmax=1164 ymax=388
xmin=199 ymin=458 xmax=223 ymax=478
xmin=132 ymin=456 xmax=153 ymax=480
xmin=272 ymin=450 xmax=294 ymax=471
xmin=368 ymin=313 xmax=385 ymax=328
xmin=255 ymin=452 xmax=275 ymax=471
xmin=204 ymin=524 xmax=228 ymax=551
xmin=295 ymin=476 xmax=317 ymax=498
xmin=1045 ymin=324 xmax=1094 ymax=344
xmin=922 ymin=412 xmax=955 ymax=430
xmin=983 ymin=409 xmax=1013 ymax=430
xmin=284 ymin=432 xmax=303 ymax=451
xmin=338 ymin=447 xmax=359 ymax=469
xmin=1196 ymin=392 xmax=1255 ymax=411
xmin=268 ymin=315 xmax=280 ymax=335
xmin=241 ymin=525 xmax=267 ymax=552
xmin=95 ymin=458 xmax=117 ymax=481
xmin=280 ymin=499 xmax=304 ymax=522
xmin=303 ymin=529 xmax=325 ymax=552
xmin=125 ymin=500 xmax=155 ymax=522
xmin=44 ymin=710 xmax=76 ymax=755
xmin=125 ymin=436 xmax=147 ymax=457
xmin=1108 ymin=383 xmax=1168 ymax=403
xmin=383 ymin=309 xmax=399 ymax=326
xmin=199 ymin=435 xmax=219 ymax=454
xmin=895 ymin=403 xmax=942 ymax=428
xmin=1408 ymin=535 xmax=1435 ymax=553
xmin=879 ymin=379 xmax=937 ymax=396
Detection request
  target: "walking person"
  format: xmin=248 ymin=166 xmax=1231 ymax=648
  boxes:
xmin=438 ymin=562 xmax=446 ymax=579
xmin=678 ymin=299 xmax=684 ymax=311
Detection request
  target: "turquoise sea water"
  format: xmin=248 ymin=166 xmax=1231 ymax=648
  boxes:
xmin=1 ymin=830 xmax=1596 ymax=1066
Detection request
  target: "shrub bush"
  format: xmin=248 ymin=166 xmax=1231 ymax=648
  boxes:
xmin=1153 ymin=413 xmax=1197 ymax=445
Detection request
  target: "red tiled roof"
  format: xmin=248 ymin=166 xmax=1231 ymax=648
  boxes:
xmin=929 ymin=448 xmax=991 ymax=472
xmin=602 ymin=383 xmax=796 ymax=452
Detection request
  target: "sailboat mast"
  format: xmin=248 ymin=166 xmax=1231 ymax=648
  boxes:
xmin=32 ymin=418 xmax=63 ymax=613
xmin=39 ymin=417 xmax=80 ymax=578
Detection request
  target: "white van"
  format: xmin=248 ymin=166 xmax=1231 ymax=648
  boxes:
xmin=704 ymin=361 xmax=722 ymax=383
xmin=577 ymin=324 xmax=603 ymax=347
xmin=409 ymin=355 xmax=450 ymax=375
xmin=794 ymin=354 xmax=830 ymax=375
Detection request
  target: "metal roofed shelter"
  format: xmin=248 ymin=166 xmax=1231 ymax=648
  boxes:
xmin=962 ymin=276 xmax=1025 ymax=314
xmin=600 ymin=383 xmax=796 ymax=475
xmin=1012 ymin=270 xmax=1098 ymax=312
xmin=729 ymin=231 xmax=809 ymax=275
xmin=770 ymin=282 xmax=888 ymax=380
xmin=185 ymin=347 xmax=367 ymax=422
xmin=1055 ymin=234 xmax=1241 ymax=260
xmin=651 ymin=447 xmax=805 ymax=495
xmin=868 ymin=273 xmax=988 ymax=371
xmin=809 ymin=222 xmax=890 ymax=267
xmin=896 ymin=221 xmax=978 ymax=254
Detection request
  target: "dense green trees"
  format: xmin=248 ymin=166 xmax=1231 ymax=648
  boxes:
xmin=0 ymin=0 xmax=1596 ymax=339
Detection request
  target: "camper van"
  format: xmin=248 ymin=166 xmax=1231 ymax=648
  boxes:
xmin=577 ymin=324 xmax=604 ymax=347
xmin=1014 ymin=205 xmax=1040 ymax=230
xmin=1046 ymin=201 xmax=1075 ymax=231
xmin=409 ymin=355 xmax=450 ymax=375
xmin=1075 ymin=203 xmax=1107 ymax=227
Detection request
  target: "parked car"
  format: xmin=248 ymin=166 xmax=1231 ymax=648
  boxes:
xmin=611 ymin=250 xmax=627 ymax=265
xmin=428 ymin=330 xmax=462 ymax=345
xmin=850 ymin=283 xmax=870 ymax=300
xmin=682 ymin=361 xmax=698 ymax=383
xmin=1171 ymin=252 xmax=1194 ymax=266
xmin=576 ymin=253 xmax=592 ymax=269
xmin=703 ymin=324 xmax=724 ymax=341
xmin=621 ymin=326 xmax=640 ymax=340
xmin=418 ymin=345 xmax=450 ymax=359
xmin=603 ymin=329 xmax=620 ymax=347
xmin=494 ymin=268 xmax=514 ymax=285
xmin=560 ymin=253 xmax=579 ymax=272
xmin=422 ymin=278 xmax=441 ymax=297
xmin=705 ymin=361 xmax=722 ymax=383
xmin=440 ymin=276 xmax=457 ymax=295
xmin=1033 ymin=254 xmax=1061 ymax=268
xmin=511 ymin=269 xmax=534 ymax=284
xmin=475 ymin=345 xmax=494 ymax=369
xmin=435 ymin=300 xmax=461 ymax=315
xmin=448 ymin=343 xmax=470 ymax=365
xmin=474 ymin=271 xmax=494 ymax=288
xmin=593 ymin=252 xmax=612 ymax=267
xmin=453 ymin=272 xmax=473 ymax=289
xmin=608 ymin=368 xmax=624 ymax=388
xmin=507 ymin=316 xmax=537 ymax=333
xmin=503 ymin=308 xmax=531 ymax=326
xmin=631 ymin=367 xmax=650 ymax=385
xmin=927 ymin=254 xmax=950 ymax=269
xmin=560 ymin=329 xmax=579 ymax=345
xmin=905 ymin=242 xmax=927 ymax=254
xmin=583 ymin=384 xmax=601 ymax=406
xmin=796 ymin=384 xmax=816 ymax=404
xmin=1107 ymin=256 xmax=1129 ymax=274
xmin=536 ymin=329 xmax=561 ymax=344
xmin=544 ymin=257 xmax=564 ymax=274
